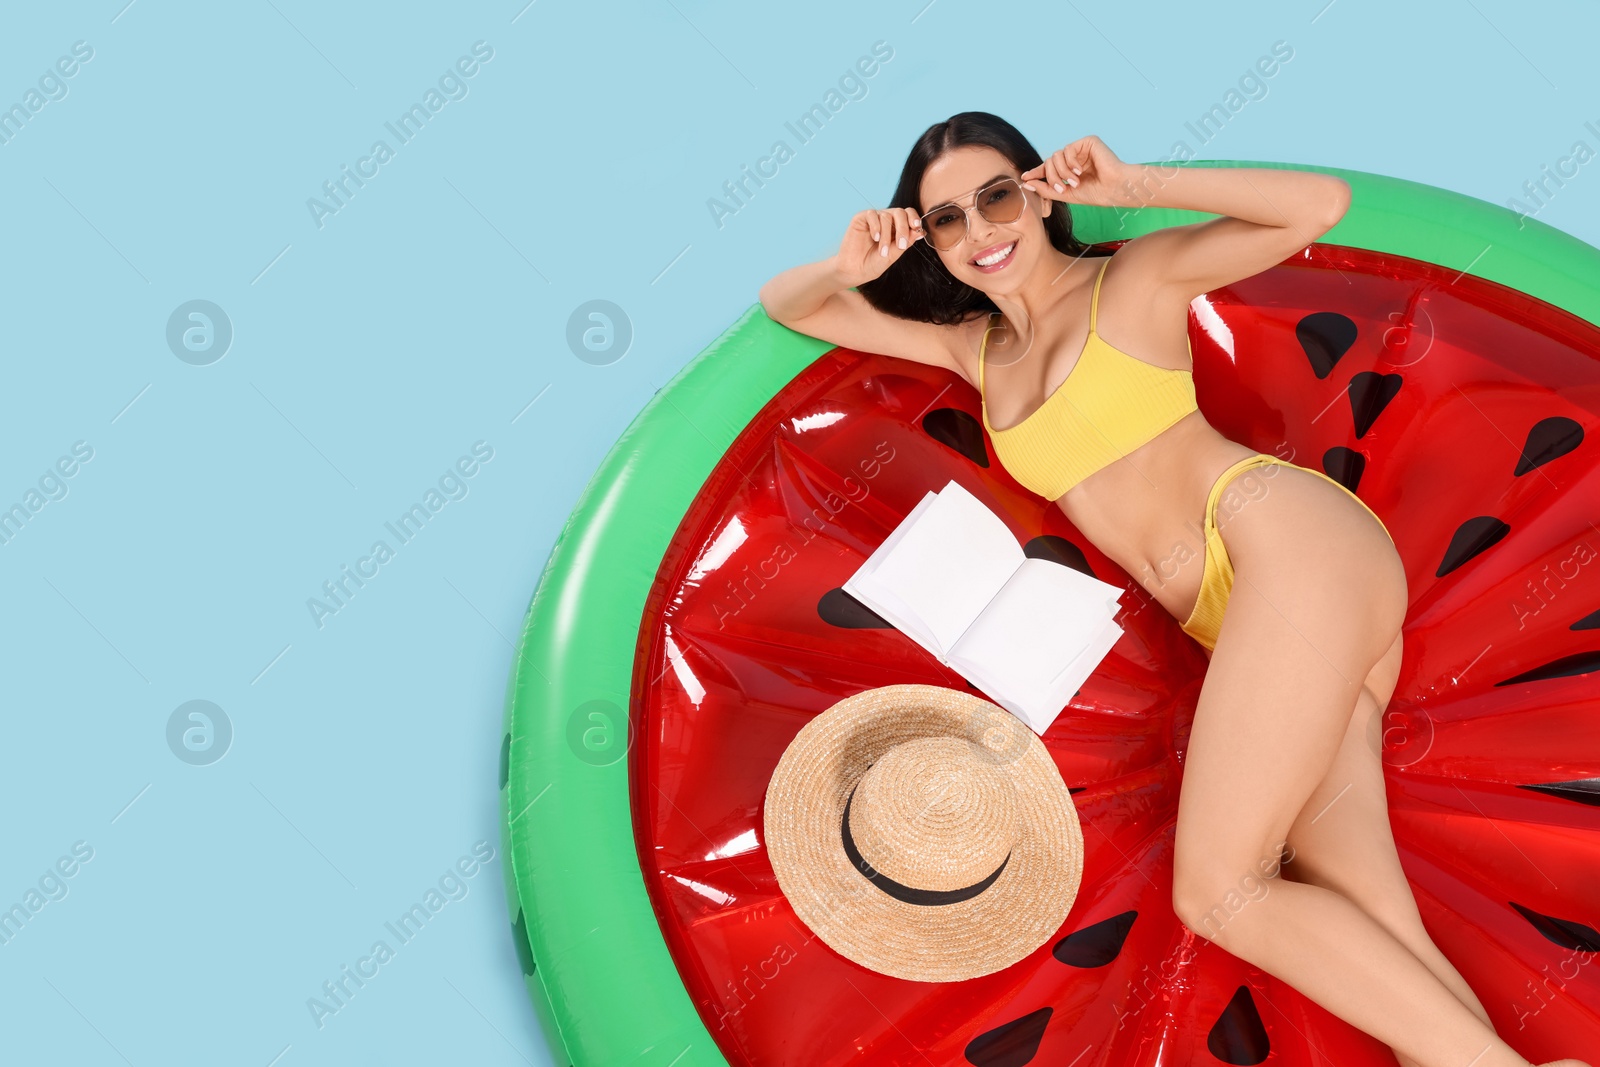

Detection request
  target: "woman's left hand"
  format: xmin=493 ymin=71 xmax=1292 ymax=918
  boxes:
xmin=1021 ymin=135 xmax=1133 ymax=209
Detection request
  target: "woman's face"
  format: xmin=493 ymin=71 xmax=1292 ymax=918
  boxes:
xmin=918 ymin=145 xmax=1051 ymax=296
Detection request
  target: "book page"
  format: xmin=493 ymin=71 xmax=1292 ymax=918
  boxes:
xmin=1040 ymin=619 xmax=1124 ymax=714
xmin=958 ymin=616 xmax=1123 ymax=734
xmin=843 ymin=578 xmax=944 ymax=663
xmin=948 ymin=557 xmax=1125 ymax=727
xmin=847 ymin=481 xmax=1022 ymax=657
xmin=852 ymin=490 xmax=937 ymax=577
xmin=842 ymin=492 xmax=942 ymax=654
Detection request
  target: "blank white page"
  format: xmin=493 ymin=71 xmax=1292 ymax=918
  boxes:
xmin=950 ymin=557 xmax=1123 ymax=700
xmin=856 ymin=481 xmax=1021 ymax=657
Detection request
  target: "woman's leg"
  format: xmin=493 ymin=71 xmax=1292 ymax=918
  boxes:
xmin=1170 ymin=466 xmax=1534 ymax=1067
xmin=1278 ymin=632 xmax=1495 ymax=1067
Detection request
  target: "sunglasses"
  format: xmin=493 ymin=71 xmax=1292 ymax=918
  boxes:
xmin=918 ymin=177 xmax=1029 ymax=251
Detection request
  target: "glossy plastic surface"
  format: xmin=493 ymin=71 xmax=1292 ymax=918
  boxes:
xmin=630 ymin=243 xmax=1600 ymax=1064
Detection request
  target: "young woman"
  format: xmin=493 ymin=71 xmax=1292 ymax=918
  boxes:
xmin=758 ymin=112 xmax=1589 ymax=1067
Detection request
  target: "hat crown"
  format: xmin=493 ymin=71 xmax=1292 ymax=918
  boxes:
xmin=848 ymin=736 xmax=1019 ymax=892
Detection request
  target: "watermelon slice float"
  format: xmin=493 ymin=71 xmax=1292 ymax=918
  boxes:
xmin=501 ymin=162 xmax=1600 ymax=1066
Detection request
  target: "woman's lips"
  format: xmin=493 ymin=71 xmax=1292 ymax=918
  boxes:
xmin=971 ymin=240 xmax=1017 ymax=273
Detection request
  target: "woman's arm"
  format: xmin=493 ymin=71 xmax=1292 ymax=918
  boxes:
xmin=761 ymin=205 xmax=924 ymax=322
xmin=1022 ymin=137 xmax=1350 ymax=301
xmin=1117 ymin=164 xmax=1350 ymax=301
xmin=1121 ymin=163 xmax=1349 ymax=235
xmin=758 ymin=254 xmax=854 ymax=324
xmin=757 ymin=257 xmax=961 ymax=371
xmin=757 ymin=208 xmax=960 ymax=371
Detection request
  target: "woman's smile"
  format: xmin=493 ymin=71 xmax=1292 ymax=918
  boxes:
xmin=970 ymin=238 xmax=1018 ymax=272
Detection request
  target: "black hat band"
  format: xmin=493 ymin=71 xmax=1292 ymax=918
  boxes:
xmin=840 ymin=783 xmax=1011 ymax=907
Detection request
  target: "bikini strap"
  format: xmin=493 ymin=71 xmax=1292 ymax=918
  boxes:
xmin=978 ymin=311 xmax=998 ymax=398
xmin=1089 ymin=256 xmax=1110 ymax=334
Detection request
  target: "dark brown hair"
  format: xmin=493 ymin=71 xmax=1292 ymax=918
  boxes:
xmin=857 ymin=111 xmax=1097 ymax=326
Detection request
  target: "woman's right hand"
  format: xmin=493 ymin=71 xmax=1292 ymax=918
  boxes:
xmin=835 ymin=207 xmax=925 ymax=286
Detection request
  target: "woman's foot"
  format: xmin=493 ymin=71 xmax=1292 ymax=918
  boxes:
xmin=1537 ymin=1060 xmax=1594 ymax=1067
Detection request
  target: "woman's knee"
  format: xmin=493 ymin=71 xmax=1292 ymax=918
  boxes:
xmin=1278 ymin=852 xmax=1424 ymax=937
xmin=1171 ymin=837 xmax=1292 ymax=941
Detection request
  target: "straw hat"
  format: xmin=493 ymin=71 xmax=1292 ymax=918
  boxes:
xmin=763 ymin=684 xmax=1084 ymax=982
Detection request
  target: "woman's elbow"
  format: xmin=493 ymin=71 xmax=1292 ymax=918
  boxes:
xmin=758 ymin=290 xmax=789 ymax=325
xmin=1317 ymin=177 xmax=1351 ymax=233
xmin=757 ymin=282 xmax=783 ymax=322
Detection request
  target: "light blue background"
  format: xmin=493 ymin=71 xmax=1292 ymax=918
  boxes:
xmin=1 ymin=2 xmax=1594 ymax=1064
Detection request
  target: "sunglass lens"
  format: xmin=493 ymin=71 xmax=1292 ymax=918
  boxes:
xmin=922 ymin=206 xmax=965 ymax=250
xmin=977 ymin=181 xmax=1025 ymax=226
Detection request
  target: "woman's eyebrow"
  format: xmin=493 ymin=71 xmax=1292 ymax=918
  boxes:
xmin=924 ymin=173 xmax=1015 ymax=211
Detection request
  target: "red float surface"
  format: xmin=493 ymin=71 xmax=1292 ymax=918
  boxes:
xmin=629 ymin=243 xmax=1600 ymax=1065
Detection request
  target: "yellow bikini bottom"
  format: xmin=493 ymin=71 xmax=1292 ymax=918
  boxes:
xmin=1178 ymin=453 xmax=1393 ymax=653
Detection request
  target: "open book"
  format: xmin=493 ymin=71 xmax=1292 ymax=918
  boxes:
xmin=843 ymin=479 xmax=1125 ymax=735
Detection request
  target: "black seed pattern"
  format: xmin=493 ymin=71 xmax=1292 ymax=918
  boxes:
xmin=817 ymin=587 xmax=892 ymax=629
xmin=1321 ymin=446 xmax=1368 ymax=494
xmin=500 ymin=733 xmax=511 ymax=790
xmin=1347 ymin=371 xmax=1403 ymax=438
xmin=1022 ymin=535 xmax=1095 ymax=578
xmin=1494 ymin=650 xmax=1600 ymax=687
xmin=924 ymin=408 xmax=990 ymax=468
xmin=1518 ymin=778 xmax=1600 ymax=807
xmin=1574 ymin=607 xmax=1600 ymax=630
xmin=1508 ymin=901 xmax=1600 ymax=952
xmin=1295 ymin=312 xmax=1357 ymax=379
xmin=1515 ymin=416 xmax=1583 ymax=476
xmin=512 ymin=908 xmax=536 ymax=976
xmin=1437 ymin=516 xmax=1512 ymax=577
xmin=964 ymin=1006 xmax=1051 ymax=1067
xmin=1052 ymin=910 xmax=1137 ymax=968
xmin=1206 ymin=985 xmax=1271 ymax=1065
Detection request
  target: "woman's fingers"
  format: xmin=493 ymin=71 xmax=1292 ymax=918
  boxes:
xmin=873 ymin=208 xmax=922 ymax=257
xmin=1047 ymin=150 xmax=1078 ymax=191
xmin=900 ymin=207 xmax=922 ymax=248
xmin=866 ymin=210 xmax=888 ymax=254
xmin=1068 ymin=136 xmax=1101 ymax=176
xmin=876 ymin=209 xmax=892 ymax=256
xmin=856 ymin=209 xmax=878 ymax=243
xmin=1022 ymin=149 xmax=1081 ymax=198
xmin=846 ymin=211 xmax=884 ymax=269
xmin=890 ymin=207 xmax=920 ymax=252
xmin=844 ymin=207 xmax=923 ymax=272
xmin=1058 ymin=146 xmax=1079 ymax=182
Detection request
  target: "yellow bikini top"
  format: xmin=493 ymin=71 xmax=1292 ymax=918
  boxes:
xmin=979 ymin=256 xmax=1199 ymax=500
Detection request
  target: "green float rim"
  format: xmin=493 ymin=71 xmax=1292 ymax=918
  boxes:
xmin=500 ymin=160 xmax=1600 ymax=1066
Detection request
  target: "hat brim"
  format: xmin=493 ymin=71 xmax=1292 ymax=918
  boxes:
xmin=763 ymin=684 xmax=1084 ymax=983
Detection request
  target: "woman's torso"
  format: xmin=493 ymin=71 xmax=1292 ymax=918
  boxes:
xmin=952 ymin=255 xmax=1259 ymax=626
